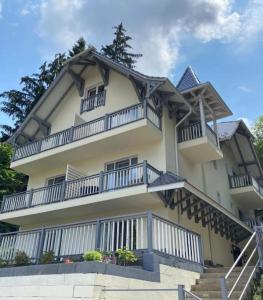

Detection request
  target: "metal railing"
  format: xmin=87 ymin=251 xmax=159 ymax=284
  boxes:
xmin=229 ymin=174 xmax=263 ymax=196
xmin=80 ymin=90 xmax=106 ymax=113
xmin=102 ymin=285 xmax=202 ymax=300
xmin=12 ymin=102 xmax=161 ymax=161
xmin=178 ymin=122 xmax=218 ymax=147
xmin=1 ymin=162 xmax=161 ymax=214
xmin=220 ymin=228 xmax=263 ymax=300
xmin=0 ymin=212 xmax=203 ymax=266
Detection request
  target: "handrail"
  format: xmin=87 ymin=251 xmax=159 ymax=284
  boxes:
xmin=1 ymin=162 xmax=160 ymax=213
xmin=221 ymin=230 xmax=262 ymax=300
xmin=12 ymin=102 xmax=161 ymax=161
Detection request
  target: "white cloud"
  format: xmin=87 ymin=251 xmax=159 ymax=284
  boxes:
xmin=0 ymin=0 xmax=4 ymax=19
xmin=238 ymin=117 xmax=254 ymax=129
xmin=20 ymin=2 xmax=40 ymax=17
xmin=34 ymin=0 xmax=263 ymax=76
xmin=238 ymin=85 xmax=251 ymax=93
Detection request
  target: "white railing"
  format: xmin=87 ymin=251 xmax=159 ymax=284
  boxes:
xmin=0 ymin=212 xmax=203 ymax=266
xmin=220 ymin=229 xmax=263 ymax=300
xmin=1 ymin=162 xmax=160 ymax=213
xmin=152 ymin=215 xmax=202 ymax=264
xmin=178 ymin=122 xmax=218 ymax=147
xmin=12 ymin=102 xmax=161 ymax=161
xmin=178 ymin=122 xmax=202 ymax=143
xmin=80 ymin=90 xmax=106 ymax=113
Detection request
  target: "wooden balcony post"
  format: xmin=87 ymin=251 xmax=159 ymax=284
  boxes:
xmin=104 ymin=114 xmax=109 ymax=131
xmin=99 ymin=171 xmax=104 ymax=193
xmin=60 ymin=181 xmax=67 ymax=201
xmin=199 ymin=96 xmax=206 ymax=137
xmin=147 ymin=211 xmax=153 ymax=252
xmin=36 ymin=227 xmax=45 ymax=264
xmin=178 ymin=285 xmax=185 ymax=300
xmin=143 ymin=160 xmax=148 ymax=184
xmin=95 ymin=220 xmax=101 ymax=250
xmin=27 ymin=189 xmax=34 ymax=208
xmin=143 ymin=99 xmax=147 ymax=119
xmin=69 ymin=126 xmax=74 ymax=142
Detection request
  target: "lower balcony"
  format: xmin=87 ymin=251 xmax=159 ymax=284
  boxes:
xmin=0 ymin=162 xmax=161 ymax=225
xmin=229 ymin=174 xmax=263 ymax=209
xmin=178 ymin=122 xmax=223 ymax=163
xmin=0 ymin=212 xmax=202 ymax=266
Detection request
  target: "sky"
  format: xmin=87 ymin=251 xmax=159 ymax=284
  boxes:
xmin=0 ymin=0 xmax=263 ymax=129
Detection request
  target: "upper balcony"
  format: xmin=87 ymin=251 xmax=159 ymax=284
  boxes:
xmin=229 ymin=174 xmax=263 ymax=210
xmin=178 ymin=122 xmax=223 ymax=163
xmin=11 ymin=102 xmax=162 ymax=174
xmin=0 ymin=162 xmax=161 ymax=225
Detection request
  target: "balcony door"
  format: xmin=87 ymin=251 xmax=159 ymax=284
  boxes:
xmin=105 ymin=157 xmax=138 ymax=190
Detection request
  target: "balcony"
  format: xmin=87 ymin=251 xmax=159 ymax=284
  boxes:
xmin=80 ymin=90 xmax=106 ymax=113
xmin=178 ymin=122 xmax=223 ymax=163
xmin=0 ymin=163 xmax=161 ymax=225
xmin=0 ymin=212 xmax=202 ymax=265
xmin=229 ymin=174 xmax=263 ymax=209
xmin=11 ymin=102 xmax=162 ymax=174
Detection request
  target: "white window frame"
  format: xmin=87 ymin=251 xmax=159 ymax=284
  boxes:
xmin=45 ymin=174 xmax=65 ymax=186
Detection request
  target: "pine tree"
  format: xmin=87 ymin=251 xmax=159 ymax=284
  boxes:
xmin=101 ymin=23 xmax=142 ymax=69
xmin=0 ymin=38 xmax=86 ymax=141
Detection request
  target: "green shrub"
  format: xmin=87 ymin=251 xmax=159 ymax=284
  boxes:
xmin=253 ymin=275 xmax=263 ymax=300
xmin=0 ymin=259 xmax=7 ymax=268
xmin=14 ymin=251 xmax=30 ymax=266
xmin=41 ymin=251 xmax=55 ymax=264
xmin=115 ymin=248 xmax=138 ymax=266
xmin=83 ymin=251 xmax=102 ymax=262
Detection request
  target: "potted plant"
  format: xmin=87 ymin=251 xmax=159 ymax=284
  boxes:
xmin=83 ymin=250 xmax=102 ymax=262
xmin=115 ymin=248 xmax=138 ymax=266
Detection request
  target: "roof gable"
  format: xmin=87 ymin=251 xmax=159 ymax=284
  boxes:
xmin=176 ymin=66 xmax=201 ymax=92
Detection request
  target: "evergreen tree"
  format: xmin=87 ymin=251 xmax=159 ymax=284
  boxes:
xmin=101 ymin=23 xmax=142 ymax=68
xmin=253 ymin=116 xmax=263 ymax=167
xmin=0 ymin=38 xmax=86 ymax=141
xmin=0 ymin=143 xmax=26 ymax=233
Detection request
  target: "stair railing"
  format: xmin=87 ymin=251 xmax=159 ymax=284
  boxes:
xmin=220 ymin=229 xmax=263 ymax=300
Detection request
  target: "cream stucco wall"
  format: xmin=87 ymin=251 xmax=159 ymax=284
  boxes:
xmin=0 ymin=265 xmax=199 ymax=300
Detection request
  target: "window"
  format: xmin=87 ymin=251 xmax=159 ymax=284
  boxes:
xmin=47 ymin=175 xmax=65 ymax=186
xmin=105 ymin=157 xmax=139 ymax=190
xmin=81 ymin=84 xmax=105 ymax=113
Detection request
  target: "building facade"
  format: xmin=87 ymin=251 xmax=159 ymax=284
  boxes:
xmin=0 ymin=48 xmax=262 ymax=272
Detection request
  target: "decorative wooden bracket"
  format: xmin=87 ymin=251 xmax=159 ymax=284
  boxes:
xmin=32 ymin=115 xmax=51 ymax=137
xmin=129 ymin=75 xmax=146 ymax=101
xmin=67 ymin=66 xmax=85 ymax=97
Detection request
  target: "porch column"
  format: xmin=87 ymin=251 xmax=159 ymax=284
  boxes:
xmin=199 ymin=96 xmax=206 ymax=136
xmin=212 ymin=114 xmax=219 ymax=146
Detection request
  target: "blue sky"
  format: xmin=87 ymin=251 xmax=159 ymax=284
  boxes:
xmin=0 ymin=0 xmax=263 ymax=129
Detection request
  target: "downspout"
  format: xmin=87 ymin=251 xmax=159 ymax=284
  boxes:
xmin=174 ymin=97 xmax=193 ymax=175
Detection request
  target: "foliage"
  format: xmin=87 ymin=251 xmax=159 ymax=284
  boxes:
xmin=0 ymin=142 xmax=26 ymax=233
xmin=115 ymin=248 xmax=138 ymax=266
xmin=0 ymin=258 xmax=7 ymax=268
xmin=101 ymin=23 xmax=142 ymax=69
xmin=253 ymin=275 xmax=263 ymax=300
xmin=83 ymin=250 xmax=102 ymax=262
xmin=0 ymin=38 xmax=86 ymax=140
xmin=253 ymin=116 xmax=263 ymax=168
xmin=14 ymin=251 xmax=30 ymax=266
xmin=40 ymin=251 xmax=55 ymax=264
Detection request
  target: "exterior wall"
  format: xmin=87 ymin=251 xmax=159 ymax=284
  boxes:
xmin=0 ymin=265 xmax=200 ymax=300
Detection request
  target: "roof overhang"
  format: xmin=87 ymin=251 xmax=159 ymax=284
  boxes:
xmin=180 ymin=82 xmax=233 ymax=121
xmin=149 ymin=177 xmax=252 ymax=242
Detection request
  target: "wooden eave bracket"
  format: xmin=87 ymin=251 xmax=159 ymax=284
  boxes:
xmin=31 ymin=115 xmax=51 ymax=136
xmin=67 ymin=66 xmax=85 ymax=97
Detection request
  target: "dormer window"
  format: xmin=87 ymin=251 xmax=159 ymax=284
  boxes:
xmin=80 ymin=84 xmax=106 ymax=113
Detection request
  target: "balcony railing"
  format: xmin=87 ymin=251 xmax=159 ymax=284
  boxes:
xmin=1 ymin=162 xmax=161 ymax=214
xmin=229 ymin=174 xmax=263 ymax=195
xmin=80 ymin=90 xmax=106 ymax=113
xmin=0 ymin=212 xmax=202 ymax=265
xmin=178 ymin=122 xmax=218 ymax=147
xmin=12 ymin=102 xmax=161 ymax=162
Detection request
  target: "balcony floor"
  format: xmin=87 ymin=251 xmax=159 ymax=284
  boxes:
xmin=11 ymin=119 xmax=161 ymax=175
xmin=230 ymin=186 xmax=263 ymax=210
xmin=178 ymin=136 xmax=223 ymax=163
xmin=0 ymin=186 xmax=161 ymax=227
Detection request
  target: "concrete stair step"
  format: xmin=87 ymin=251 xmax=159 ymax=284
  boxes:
xmin=191 ymin=282 xmax=245 ymax=292
xmin=196 ymin=278 xmax=250 ymax=285
xmin=204 ymin=266 xmax=254 ymax=274
xmin=189 ymin=290 xmax=242 ymax=298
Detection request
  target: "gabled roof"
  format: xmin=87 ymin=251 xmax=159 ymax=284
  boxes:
xmin=217 ymin=120 xmax=253 ymax=142
xmin=9 ymin=47 xmax=188 ymax=145
xmin=176 ymin=66 xmax=232 ymax=121
xmin=176 ymin=66 xmax=201 ymax=92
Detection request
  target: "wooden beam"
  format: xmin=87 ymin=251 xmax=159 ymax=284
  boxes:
xmin=238 ymin=160 xmax=258 ymax=167
xmin=234 ymin=135 xmax=248 ymax=174
xmin=94 ymin=59 xmax=109 ymax=86
xmin=67 ymin=67 xmax=85 ymax=97
xmin=129 ymin=75 xmax=145 ymax=101
xmin=32 ymin=115 xmax=50 ymax=136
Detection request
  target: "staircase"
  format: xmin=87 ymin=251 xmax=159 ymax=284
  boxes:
xmin=189 ymin=266 xmax=258 ymax=299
